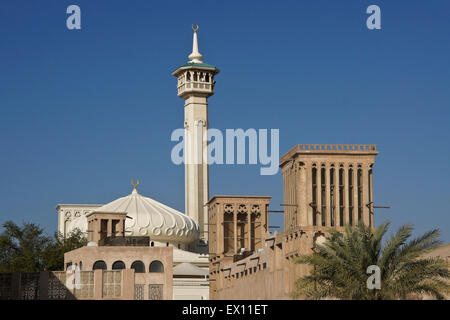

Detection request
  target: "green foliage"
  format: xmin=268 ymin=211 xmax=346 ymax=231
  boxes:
xmin=43 ymin=229 xmax=88 ymax=271
xmin=0 ymin=221 xmax=87 ymax=272
xmin=293 ymin=222 xmax=450 ymax=300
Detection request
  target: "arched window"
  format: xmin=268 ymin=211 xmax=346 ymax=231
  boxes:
xmin=149 ymin=260 xmax=164 ymax=273
xmin=193 ymin=72 xmax=198 ymax=81
xmin=186 ymin=72 xmax=191 ymax=81
xmin=205 ymin=73 xmax=210 ymax=82
xmin=131 ymin=260 xmax=145 ymax=273
xmin=112 ymin=261 xmax=125 ymax=270
xmin=93 ymin=260 xmax=107 ymax=270
xmin=151 ymin=241 xmax=154 ymax=247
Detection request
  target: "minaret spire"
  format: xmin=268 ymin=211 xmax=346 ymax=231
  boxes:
xmin=188 ymin=24 xmax=203 ymax=63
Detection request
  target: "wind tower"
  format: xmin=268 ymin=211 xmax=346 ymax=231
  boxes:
xmin=172 ymin=25 xmax=219 ymax=246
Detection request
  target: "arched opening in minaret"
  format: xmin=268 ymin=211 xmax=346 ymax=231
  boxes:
xmin=193 ymin=72 xmax=198 ymax=81
xmin=186 ymin=72 xmax=191 ymax=81
xmin=205 ymin=73 xmax=210 ymax=82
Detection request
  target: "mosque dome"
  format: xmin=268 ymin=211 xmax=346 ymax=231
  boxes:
xmin=93 ymin=186 xmax=199 ymax=244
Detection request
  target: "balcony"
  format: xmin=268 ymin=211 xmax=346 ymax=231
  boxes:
xmin=98 ymin=236 xmax=150 ymax=247
xmin=177 ymin=80 xmax=214 ymax=97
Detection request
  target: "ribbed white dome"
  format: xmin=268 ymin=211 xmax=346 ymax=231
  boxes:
xmin=94 ymin=188 xmax=199 ymax=243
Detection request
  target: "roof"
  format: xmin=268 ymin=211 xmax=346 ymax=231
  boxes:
xmin=56 ymin=204 xmax=103 ymax=210
xmin=178 ymin=62 xmax=216 ymax=69
xmin=421 ymin=243 xmax=450 ymax=259
xmin=207 ymin=195 xmax=272 ymax=205
xmin=172 ymin=62 xmax=220 ymax=76
xmin=91 ymin=187 xmax=199 ymax=243
xmin=173 ymin=262 xmax=208 ymax=277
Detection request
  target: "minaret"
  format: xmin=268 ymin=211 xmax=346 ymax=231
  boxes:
xmin=172 ymin=25 xmax=219 ymax=245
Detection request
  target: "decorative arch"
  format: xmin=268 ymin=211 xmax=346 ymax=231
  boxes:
xmin=149 ymin=260 xmax=164 ymax=273
xmin=92 ymin=260 xmax=107 ymax=270
xmin=131 ymin=260 xmax=145 ymax=273
xmin=112 ymin=261 xmax=125 ymax=270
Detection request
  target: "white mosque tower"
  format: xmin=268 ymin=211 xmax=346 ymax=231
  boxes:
xmin=172 ymin=25 xmax=219 ymax=247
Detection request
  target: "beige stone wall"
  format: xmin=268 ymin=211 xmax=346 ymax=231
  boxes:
xmin=209 ymin=144 xmax=379 ymax=300
xmin=211 ymin=227 xmax=333 ymax=300
xmin=421 ymin=244 xmax=450 ymax=300
xmin=64 ymin=246 xmax=173 ymax=300
xmin=208 ymin=196 xmax=271 ymax=258
xmin=0 ymin=269 xmax=137 ymax=300
xmin=280 ymin=144 xmax=378 ymax=231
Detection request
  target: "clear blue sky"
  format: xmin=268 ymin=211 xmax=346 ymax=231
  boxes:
xmin=0 ymin=1 xmax=449 ymax=242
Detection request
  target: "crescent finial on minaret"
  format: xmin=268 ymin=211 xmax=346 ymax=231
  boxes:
xmin=188 ymin=24 xmax=203 ymax=63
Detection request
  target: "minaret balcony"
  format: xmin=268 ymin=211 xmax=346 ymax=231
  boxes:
xmin=177 ymin=80 xmax=215 ymax=97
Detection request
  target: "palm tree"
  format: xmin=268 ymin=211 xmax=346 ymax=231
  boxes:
xmin=293 ymin=222 xmax=449 ymax=300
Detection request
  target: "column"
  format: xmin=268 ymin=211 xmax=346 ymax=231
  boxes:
xmin=369 ymin=165 xmax=374 ymax=227
xmin=261 ymin=204 xmax=267 ymax=247
xmin=246 ymin=211 xmax=251 ymax=250
xmin=87 ymin=221 xmax=91 ymax=242
xmin=352 ymin=165 xmax=359 ymax=225
xmin=292 ymin=167 xmax=297 ymax=228
xmin=306 ymin=163 xmax=313 ymax=226
xmin=334 ymin=166 xmax=341 ymax=227
xmin=298 ymin=164 xmax=308 ymax=226
xmin=325 ymin=164 xmax=331 ymax=227
xmin=96 ymin=219 xmax=102 ymax=243
xmin=283 ymin=167 xmax=288 ymax=230
xmin=362 ymin=164 xmax=370 ymax=226
xmin=218 ymin=203 xmax=224 ymax=255
xmin=233 ymin=205 xmax=237 ymax=254
xmin=118 ymin=219 xmax=124 ymax=237
xmin=121 ymin=269 xmax=135 ymax=300
xmin=93 ymin=269 xmax=103 ymax=300
xmin=107 ymin=219 xmax=112 ymax=238
xmin=343 ymin=166 xmax=350 ymax=226
xmin=315 ymin=164 xmax=322 ymax=226
xmin=288 ymin=167 xmax=292 ymax=229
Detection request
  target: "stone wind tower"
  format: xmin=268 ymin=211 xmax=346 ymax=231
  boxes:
xmin=172 ymin=25 xmax=219 ymax=245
